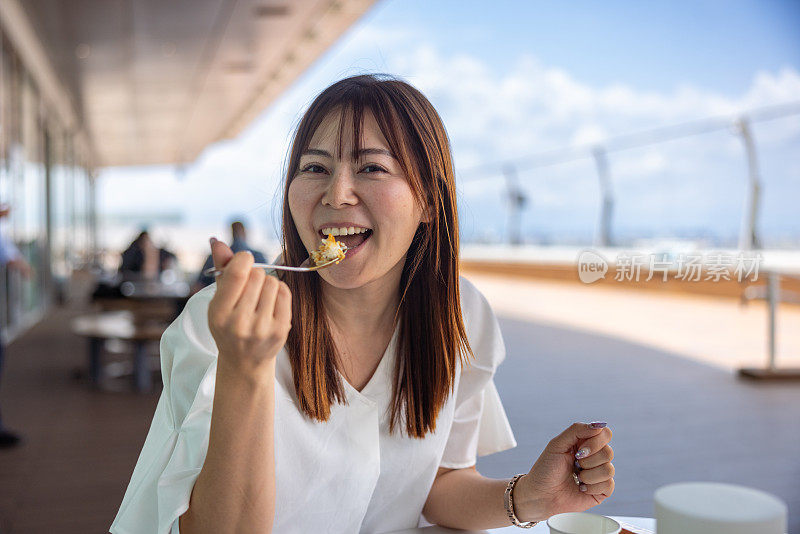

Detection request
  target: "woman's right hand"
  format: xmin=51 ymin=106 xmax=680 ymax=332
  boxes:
xmin=206 ymin=238 xmax=292 ymax=379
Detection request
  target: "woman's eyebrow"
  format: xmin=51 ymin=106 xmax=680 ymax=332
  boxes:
xmin=355 ymin=148 xmax=395 ymax=159
xmin=302 ymin=148 xmax=332 ymax=157
xmin=301 ymin=147 xmax=396 ymax=159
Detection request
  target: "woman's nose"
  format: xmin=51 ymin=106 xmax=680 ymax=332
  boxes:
xmin=321 ymin=166 xmax=358 ymax=208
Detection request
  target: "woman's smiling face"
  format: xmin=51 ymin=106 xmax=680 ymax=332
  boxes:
xmin=288 ymin=108 xmax=427 ymax=290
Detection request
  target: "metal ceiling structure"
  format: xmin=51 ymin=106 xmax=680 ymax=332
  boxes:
xmin=1 ymin=0 xmax=377 ymax=167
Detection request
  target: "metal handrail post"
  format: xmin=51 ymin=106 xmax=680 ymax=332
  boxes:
xmin=502 ymin=164 xmax=526 ymax=246
xmin=734 ymin=118 xmax=762 ymax=251
xmin=767 ymin=271 xmax=778 ymax=371
xmin=592 ymin=146 xmax=614 ymax=248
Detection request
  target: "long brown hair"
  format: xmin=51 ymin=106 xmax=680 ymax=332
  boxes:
xmin=280 ymin=74 xmax=472 ymax=438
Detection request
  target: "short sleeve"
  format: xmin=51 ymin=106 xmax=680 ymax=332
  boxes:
xmin=110 ymin=284 xmax=219 ymax=534
xmin=439 ymin=278 xmax=517 ymax=469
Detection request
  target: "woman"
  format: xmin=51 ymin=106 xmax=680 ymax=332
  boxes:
xmin=111 ymin=74 xmax=615 ymax=534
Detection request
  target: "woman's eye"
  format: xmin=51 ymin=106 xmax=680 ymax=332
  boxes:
xmin=300 ymin=164 xmax=327 ymax=174
xmin=360 ymin=164 xmax=387 ymax=174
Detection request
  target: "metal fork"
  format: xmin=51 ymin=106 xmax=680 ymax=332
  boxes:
xmin=202 ymin=255 xmax=345 ymax=278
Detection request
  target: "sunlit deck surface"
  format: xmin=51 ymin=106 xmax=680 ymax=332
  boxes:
xmin=0 ymin=274 xmax=798 ymax=533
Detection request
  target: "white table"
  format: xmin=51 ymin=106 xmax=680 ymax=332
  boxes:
xmin=390 ymin=516 xmax=655 ymax=533
xmin=493 ymin=516 xmax=654 ymax=533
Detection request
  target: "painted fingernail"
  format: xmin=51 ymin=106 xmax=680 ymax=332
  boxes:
xmin=575 ymin=447 xmax=590 ymax=459
xmin=574 ymin=460 xmax=582 ymax=470
xmin=579 ymin=484 xmax=588 ymax=492
xmin=589 ymin=422 xmax=607 ymax=429
xmin=209 ymin=237 xmax=217 ymax=246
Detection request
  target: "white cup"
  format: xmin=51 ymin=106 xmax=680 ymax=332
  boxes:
xmin=547 ymin=512 xmax=621 ymax=534
xmin=655 ymin=482 xmax=787 ymax=534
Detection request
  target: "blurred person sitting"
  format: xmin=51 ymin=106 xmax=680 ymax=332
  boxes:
xmin=119 ymin=229 xmax=178 ymax=281
xmin=193 ymin=220 xmax=266 ymax=293
xmin=0 ymin=203 xmax=32 ymax=448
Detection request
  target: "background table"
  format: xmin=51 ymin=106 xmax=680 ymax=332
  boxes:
xmin=71 ymin=310 xmax=167 ymax=391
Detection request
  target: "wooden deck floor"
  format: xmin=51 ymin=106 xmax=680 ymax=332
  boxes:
xmin=0 ymin=296 xmax=797 ymax=533
xmin=0 ymin=304 xmax=160 ymax=533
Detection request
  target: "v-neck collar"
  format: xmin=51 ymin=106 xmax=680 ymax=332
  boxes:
xmin=337 ymin=322 xmax=399 ymax=404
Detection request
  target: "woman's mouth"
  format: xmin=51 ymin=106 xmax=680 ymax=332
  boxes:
xmin=318 ymin=228 xmax=373 ymax=253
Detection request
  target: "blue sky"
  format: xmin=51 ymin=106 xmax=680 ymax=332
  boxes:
xmin=356 ymin=0 xmax=800 ymax=96
xmin=99 ymin=0 xmax=800 ymax=259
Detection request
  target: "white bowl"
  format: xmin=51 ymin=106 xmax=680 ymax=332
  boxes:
xmin=547 ymin=512 xmax=621 ymax=534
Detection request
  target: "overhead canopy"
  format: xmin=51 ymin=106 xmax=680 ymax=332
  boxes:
xmin=11 ymin=0 xmax=376 ymax=167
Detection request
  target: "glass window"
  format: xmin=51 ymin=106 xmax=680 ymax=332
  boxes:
xmin=18 ymin=70 xmax=46 ymax=317
xmin=0 ymin=32 xmax=95 ymax=337
xmin=50 ymin=125 xmax=72 ymax=280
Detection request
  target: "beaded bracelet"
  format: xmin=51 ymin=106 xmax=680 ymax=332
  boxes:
xmin=503 ymin=474 xmax=538 ymax=528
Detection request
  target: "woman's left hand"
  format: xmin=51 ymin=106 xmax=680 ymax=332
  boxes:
xmin=513 ymin=422 xmax=615 ymax=522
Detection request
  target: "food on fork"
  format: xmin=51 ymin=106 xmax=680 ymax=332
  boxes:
xmin=310 ymin=234 xmax=347 ymax=266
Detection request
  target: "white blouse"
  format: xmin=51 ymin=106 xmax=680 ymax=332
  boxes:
xmin=110 ymin=276 xmax=517 ymax=534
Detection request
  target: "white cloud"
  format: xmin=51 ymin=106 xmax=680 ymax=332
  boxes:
xmin=387 ymin=45 xmax=800 ymax=154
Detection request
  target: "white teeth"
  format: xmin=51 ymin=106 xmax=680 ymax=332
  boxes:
xmin=321 ymin=226 xmax=371 ymax=236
